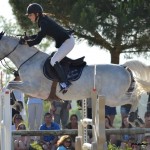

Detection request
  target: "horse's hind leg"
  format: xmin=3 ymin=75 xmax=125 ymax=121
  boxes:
xmin=128 ymin=111 xmax=144 ymax=127
xmin=128 ymin=95 xmax=144 ymax=127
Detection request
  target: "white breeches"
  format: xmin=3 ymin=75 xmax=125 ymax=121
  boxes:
xmin=50 ymin=35 xmax=75 ymax=66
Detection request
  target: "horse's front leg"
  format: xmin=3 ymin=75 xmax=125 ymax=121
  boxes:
xmin=6 ymin=81 xmax=50 ymax=99
xmin=6 ymin=81 xmax=35 ymax=95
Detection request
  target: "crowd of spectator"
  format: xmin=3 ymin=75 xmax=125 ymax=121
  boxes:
xmin=12 ymin=98 xmax=150 ymax=150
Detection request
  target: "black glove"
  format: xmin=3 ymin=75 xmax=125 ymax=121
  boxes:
xmin=19 ymin=38 xmax=26 ymax=45
xmin=24 ymin=35 xmax=29 ymax=40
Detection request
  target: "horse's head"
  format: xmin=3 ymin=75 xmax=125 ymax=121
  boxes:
xmin=0 ymin=32 xmax=20 ymax=61
xmin=0 ymin=32 xmax=41 ymax=71
xmin=0 ymin=31 xmax=5 ymax=40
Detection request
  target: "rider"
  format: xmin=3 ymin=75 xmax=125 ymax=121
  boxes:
xmin=22 ymin=3 xmax=75 ymax=93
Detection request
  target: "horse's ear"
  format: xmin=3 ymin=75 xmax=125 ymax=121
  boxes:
xmin=0 ymin=31 xmax=5 ymax=40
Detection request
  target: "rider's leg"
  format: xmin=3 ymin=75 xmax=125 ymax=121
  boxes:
xmin=51 ymin=36 xmax=75 ymax=92
xmin=51 ymin=36 xmax=75 ymax=65
xmin=53 ymin=61 xmax=71 ymax=90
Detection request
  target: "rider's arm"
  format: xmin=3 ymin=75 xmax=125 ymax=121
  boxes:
xmin=27 ymin=20 xmax=47 ymax=47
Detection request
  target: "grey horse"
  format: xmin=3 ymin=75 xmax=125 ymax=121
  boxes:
xmin=1 ymin=33 xmax=150 ymax=125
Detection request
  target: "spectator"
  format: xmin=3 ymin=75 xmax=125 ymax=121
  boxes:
xmin=120 ymin=104 xmax=131 ymax=121
xmin=147 ymin=93 xmax=150 ymax=111
xmin=12 ymin=114 xmax=23 ymax=131
xmin=56 ymin=135 xmax=74 ymax=150
xmin=12 ymin=103 xmax=20 ymax=125
xmin=137 ymin=111 xmax=150 ymax=143
xmin=14 ymin=123 xmax=31 ymax=150
xmin=143 ymin=133 xmax=150 ymax=150
xmin=105 ymin=105 xmax=116 ymax=125
xmin=13 ymin=71 xmax=26 ymax=120
xmin=27 ymin=96 xmax=43 ymax=130
xmin=50 ymin=100 xmax=71 ymax=129
xmin=40 ymin=112 xmax=60 ymax=150
xmin=120 ymin=116 xmax=133 ymax=142
xmin=143 ymin=111 xmax=150 ymax=128
xmin=120 ymin=137 xmax=137 ymax=150
xmin=65 ymin=114 xmax=78 ymax=149
xmin=105 ymin=116 xmax=118 ymax=146
xmin=65 ymin=114 xmax=78 ymax=130
xmin=105 ymin=115 xmax=114 ymax=129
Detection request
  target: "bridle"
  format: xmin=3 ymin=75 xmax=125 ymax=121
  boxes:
xmin=0 ymin=43 xmax=19 ymax=61
xmin=0 ymin=33 xmax=39 ymax=72
xmin=0 ymin=42 xmax=19 ymax=72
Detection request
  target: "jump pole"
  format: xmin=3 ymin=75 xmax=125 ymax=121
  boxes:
xmin=0 ymin=89 xmax=12 ymax=150
xmin=75 ymin=64 xmax=106 ymax=150
xmin=91 ymin=64 xmax=106 ymax=150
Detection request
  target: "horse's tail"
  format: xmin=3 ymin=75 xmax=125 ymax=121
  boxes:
xmin=124 ymin=60 xmax=150 ymax=93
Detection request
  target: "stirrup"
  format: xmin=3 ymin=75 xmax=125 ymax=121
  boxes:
xmin=59 ymin=81 xmax=71 ymax=94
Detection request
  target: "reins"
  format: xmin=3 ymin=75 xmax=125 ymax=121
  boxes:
xmin=0 ymin=43 xmax=19 ymax=61
xmin=18 ymin=51 xmax=39 ymax=71
xmin=1 ymin=60 xmax=15 ymax=72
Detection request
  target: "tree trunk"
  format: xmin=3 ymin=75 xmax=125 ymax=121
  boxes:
xmin=110 ymin=51 xmax=120 ymax=64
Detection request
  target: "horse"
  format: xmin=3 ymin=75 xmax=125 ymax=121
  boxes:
xmin=0 ymin=32 xmax=150 ymax=125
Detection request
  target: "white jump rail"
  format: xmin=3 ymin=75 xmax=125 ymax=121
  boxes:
xmin=0 ymin=89 xmax=12 ymax=150
xmin=75 ymin=90 xmax=106 ymax=150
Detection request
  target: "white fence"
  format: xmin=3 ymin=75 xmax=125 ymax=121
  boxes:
xmin=0 ymin=89 xmax=12 ymax=150
xmin=75 ymin=91 xmax=107 ymax=150
xmin=1 ymin=89 xmax=150 ymax=150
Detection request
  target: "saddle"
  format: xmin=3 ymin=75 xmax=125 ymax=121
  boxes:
xmin=43 ymin=52 xmax=86 ymax=82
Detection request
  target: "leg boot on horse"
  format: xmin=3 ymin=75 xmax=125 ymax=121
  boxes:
xmin=128 ymin=111 xmax=144 ymax=127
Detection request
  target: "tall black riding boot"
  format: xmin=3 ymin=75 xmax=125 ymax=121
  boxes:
xmin=54 ymin=61 xmax=71 ymax=93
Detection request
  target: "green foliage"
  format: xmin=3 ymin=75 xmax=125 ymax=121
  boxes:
xmin=0 ymin=16 xmax=21 ymax=35
xmin=107 ymin=142 xmax=132 ymax=150
xmin=43 ymin=100 xmax=51 ymax=113
xmin=9 ymin=0 xmax=150 ymax=64
xmin=71 ymin=0 xmax=97 ymax=31
xmin=108 ymin=143 xmax=120 ymax=150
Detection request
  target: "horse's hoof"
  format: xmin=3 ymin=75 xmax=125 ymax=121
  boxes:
xmin=128 ymin=112 xmax=138 ymax=122
xmin=128 ymin=112 xmax=144 ymax=127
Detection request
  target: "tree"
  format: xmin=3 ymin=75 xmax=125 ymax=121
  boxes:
xmin=9 ymin=0 xmax=150 ymax=64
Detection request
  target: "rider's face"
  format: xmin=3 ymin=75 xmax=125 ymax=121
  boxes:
xmin=28 ymin=13 xmax=36 ymax=23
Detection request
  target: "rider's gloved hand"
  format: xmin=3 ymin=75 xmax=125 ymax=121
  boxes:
xmin=24 ymin=35 xmax=29 ymax=40
xmin=19 ymin=38 xmax=27 ymax=45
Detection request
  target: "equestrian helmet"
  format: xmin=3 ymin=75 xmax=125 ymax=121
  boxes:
xmin=26 ymin=3 xmax=43 ymax=15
